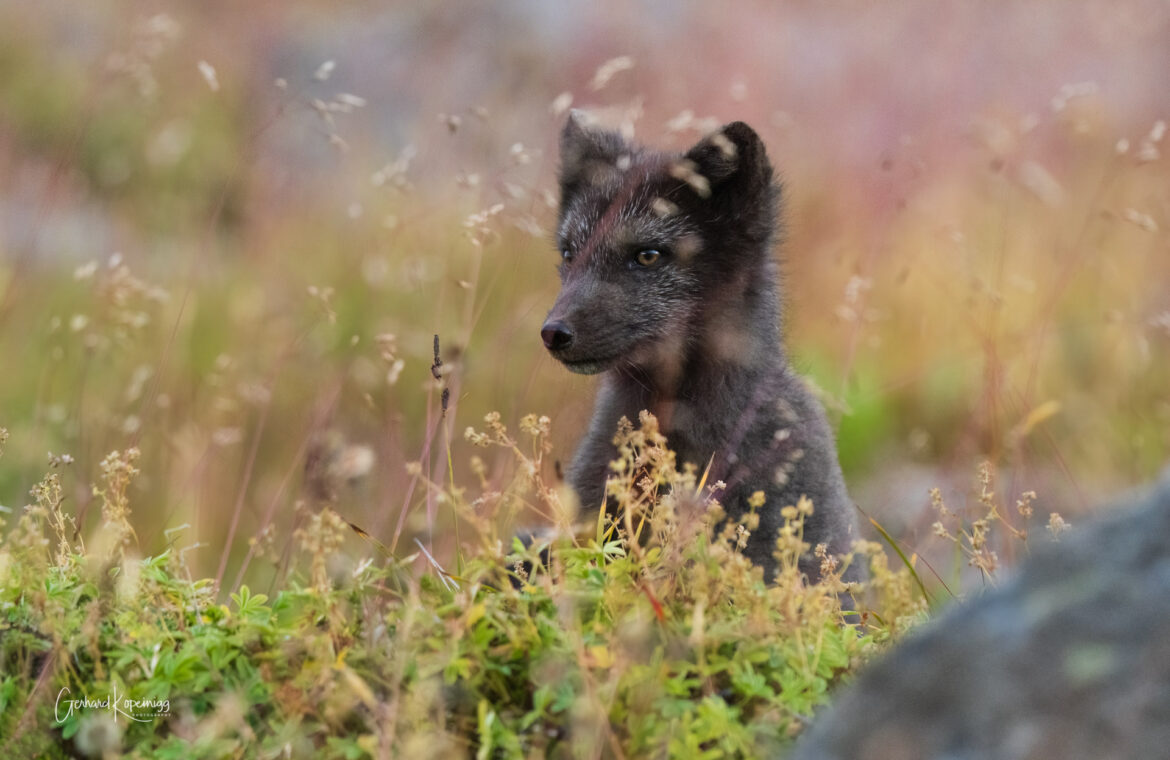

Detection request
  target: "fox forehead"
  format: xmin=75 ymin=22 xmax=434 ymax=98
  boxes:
xmin=557 ymin=167 xmax=696 ymax=260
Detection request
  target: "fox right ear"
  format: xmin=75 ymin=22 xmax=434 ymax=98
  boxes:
xmin=559 ymin=110 xmax=629 ymax=192
xmin=682 ymin=121 xmax=773 ymax=198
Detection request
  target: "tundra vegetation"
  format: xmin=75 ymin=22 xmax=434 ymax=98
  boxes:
xmin=1 ymin=2 xmax=1168 ymax=758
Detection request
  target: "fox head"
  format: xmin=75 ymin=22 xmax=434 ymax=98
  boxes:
xmin=542 ymin=112 xmax=780 ymax=378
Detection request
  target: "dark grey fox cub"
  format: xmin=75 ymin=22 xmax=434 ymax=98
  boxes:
xmin=541 ymin=111 xmax=862 ymax=585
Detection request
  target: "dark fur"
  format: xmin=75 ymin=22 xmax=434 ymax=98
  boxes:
xmin=544 ymin=112 xmax=862 ymax=585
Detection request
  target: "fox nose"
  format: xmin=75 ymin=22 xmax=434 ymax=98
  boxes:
xmin=540 ymin=321 xmax=574 ymax=351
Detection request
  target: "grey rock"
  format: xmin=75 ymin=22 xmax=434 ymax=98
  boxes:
xmin=792 ymin=469 xmax=1170 ymax=760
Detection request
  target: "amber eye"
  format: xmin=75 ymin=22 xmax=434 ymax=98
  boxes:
xmin=635 ymin=249 xmax=662 ymax=267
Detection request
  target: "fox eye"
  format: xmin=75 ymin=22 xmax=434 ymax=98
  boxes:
xmin=635 ymin=249 xmax=662 ymax=267
xmin=561 ymin=249 xmax=572 ymax=261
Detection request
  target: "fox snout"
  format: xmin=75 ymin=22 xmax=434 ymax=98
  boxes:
xmin=541 ymin=272 xmax=680 ymax=375
xmin=540 ymin=320 xmax=574 ymax=351
xmin=539 ymin=294 xmax=618 ymax=375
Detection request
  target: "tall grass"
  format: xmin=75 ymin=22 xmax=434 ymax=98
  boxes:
xmin=1 ymin=410 xmax=932 ymax=758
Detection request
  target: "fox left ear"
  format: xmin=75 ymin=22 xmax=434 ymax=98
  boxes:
xmin=559 ymin=110 xmax=629 ymax=194
xmin=683 ymin=122 xmax=772 ymax=196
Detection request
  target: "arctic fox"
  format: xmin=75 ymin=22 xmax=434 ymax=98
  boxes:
xmin=542 ymin=112 xmax=861 ymax=585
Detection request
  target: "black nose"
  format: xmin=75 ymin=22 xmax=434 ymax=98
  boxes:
xmin=541 ymin=321 xmax=574 ymax=351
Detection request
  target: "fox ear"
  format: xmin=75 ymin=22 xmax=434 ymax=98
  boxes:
xmin=559 ymin=110 xmax=629 ymax=192
xmin=682 ymin=121 xmax=772 ymax=196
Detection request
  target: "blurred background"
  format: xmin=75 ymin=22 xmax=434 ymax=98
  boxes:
xmin=1 ymin=0 xmax=1168 ymax=590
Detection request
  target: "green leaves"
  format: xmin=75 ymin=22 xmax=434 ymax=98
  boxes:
xmin=0 ymin=447 xmax=917 ymax=759
xmin=230 ymin=584 xmax=271 ymax=620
